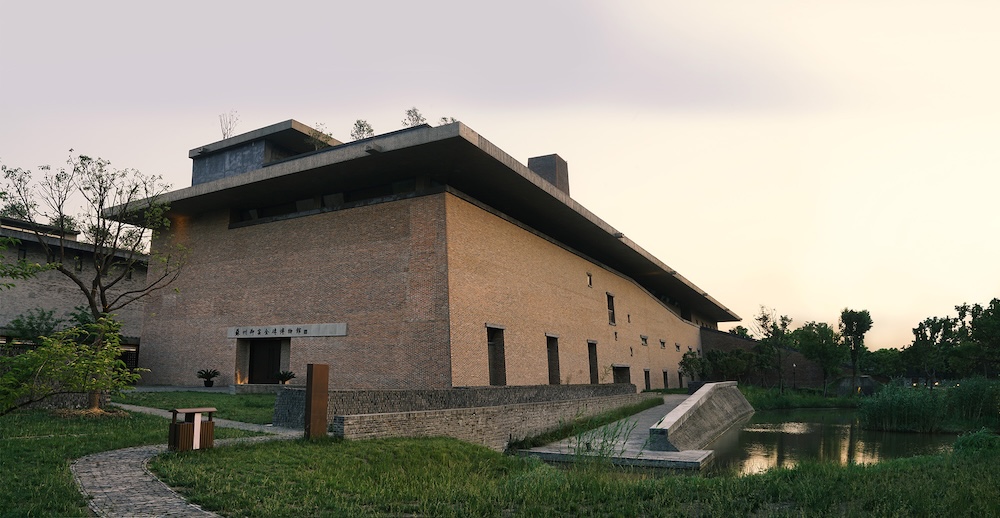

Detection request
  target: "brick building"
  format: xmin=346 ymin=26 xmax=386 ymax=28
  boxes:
xmin=137 ymin=120 xmax=740 ymax=390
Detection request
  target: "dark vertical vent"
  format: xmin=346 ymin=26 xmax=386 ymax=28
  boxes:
xmin=527 ymin=154 xmax=570 ymax=196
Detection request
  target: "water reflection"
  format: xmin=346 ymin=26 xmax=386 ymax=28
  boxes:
xmin=707 ymin=409 xmax=957 ymax=476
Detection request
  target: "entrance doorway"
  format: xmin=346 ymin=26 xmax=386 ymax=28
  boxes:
xmin=249 ymin=340 xmax=282 ymax=384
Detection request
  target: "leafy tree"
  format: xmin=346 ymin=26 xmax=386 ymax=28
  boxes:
xmin=958 ymin=299 xmax=1000 ymax=376
xmin=753 ymin=306 xmax=794 ymax=393
xmin=7 ymin=308 xmax=64 ymax=343
xmin=706 ymin=349 xmax=751 ymax=382
xmin=350 ymin=119 xmax=375 ymax=140
xmin=793 ymin=321 xmax=846 ymax=396
xmin=728 ymin=325 xmax=752 ymax=339
xmin=679 ymin=350 xmax=709 ymax=382
xmin=401 ymin=107 xmax=426 ymax=127
xmin=438 ymin=116 xmax=458 ymax=125
xmin=861 ymin=347 xmax=905 ymax=380
xmin=904 ymin=316 xmax=959 ymax=385
xmin=0 ymin=318 xmax=142 ymax=416
xmin=840 ymin=308 xmax=873 ymax=396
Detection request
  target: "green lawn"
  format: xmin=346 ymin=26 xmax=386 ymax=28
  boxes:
xmin=112 ymin=391 xmax=278 ymax=424
xmin=151 ymin=433 xmax=1000 ymax=517
xmin=0 ymin=409 xmax=259 ymax=517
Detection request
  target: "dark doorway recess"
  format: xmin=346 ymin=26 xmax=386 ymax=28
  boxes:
xmin=249 ymin=340 xmax=282 ymax=384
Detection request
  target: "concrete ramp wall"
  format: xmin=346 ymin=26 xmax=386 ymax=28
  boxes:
xmin=648 ymin=381 xmax=754 ymax=451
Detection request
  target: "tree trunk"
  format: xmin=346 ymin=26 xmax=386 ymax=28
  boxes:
xmin=88 ymin=390 xmax=102 ymax=411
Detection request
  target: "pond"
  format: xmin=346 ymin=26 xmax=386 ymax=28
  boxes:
xmin=706 ymin=408 xmax=958 ymax=476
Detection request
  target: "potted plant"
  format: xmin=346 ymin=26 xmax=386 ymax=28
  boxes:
xmin=275 ymin=371 xmax=296 ymax=384
xmin=197 ymin=369 xmax=221 ymax=387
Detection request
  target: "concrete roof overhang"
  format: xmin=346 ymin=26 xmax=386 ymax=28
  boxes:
xmin=161 ymin=122 xmax=740 ymax=323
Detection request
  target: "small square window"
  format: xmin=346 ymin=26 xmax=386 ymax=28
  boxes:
xmin=660 ymin=340 xmax=666 ymax=349
xmin=586 ymin=272 xmax=593 ymax=288
xmin=675 ymin=343 xmax=681 ymax=352
xmin=17 ymin=248 xmax=27 ymax=260
xmin=640 ymin=335 xmax=648 ymax=346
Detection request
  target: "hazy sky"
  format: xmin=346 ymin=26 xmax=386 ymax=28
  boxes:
xmin=2 ymin=1 xmax=998 ymax=348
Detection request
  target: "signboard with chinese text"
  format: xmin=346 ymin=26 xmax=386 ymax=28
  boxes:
xmin=226 ymin=323 xmax=347 ymax=339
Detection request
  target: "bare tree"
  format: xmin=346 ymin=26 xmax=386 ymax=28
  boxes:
xmin=350 ymin=119 xmax=375 ymax=140
xmin=1 ymin=153 xmax=184 ymax=325
xmin=438 ymin=116 xmax=457 ymax=125
xmin=219 ymin=110 xmax=240 ymax=139
xmin=2 ymin=153 xmax=183 ymax=410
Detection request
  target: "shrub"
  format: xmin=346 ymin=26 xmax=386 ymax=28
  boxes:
xmin=859 ymin=384 xmax=946 ymax=432
xmin=953 ymin=429 xmax=1000 ymax=455
xmin=946 ymin=377 xmax=1000 ymax=427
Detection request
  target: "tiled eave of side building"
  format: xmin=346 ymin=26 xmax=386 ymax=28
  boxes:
xmin=156 ymin=121 xmax=740 ymax=324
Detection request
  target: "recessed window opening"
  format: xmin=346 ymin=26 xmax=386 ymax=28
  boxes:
xmin=588 ymin=341 xmax=599 ymax=384
xmin=612 ymin=365 xmax=631 ymax=385
xmin=586 ymin=272 xmax=593 ymax=288
xmin=74 ymin=256 xmax=83 ymax=272
xmin=641 ymin=335 xmax=648 ymax=346
xmin=660 ymin=340 xmax=666 ymax=349
xmin=17 ymin=247 xmax=26 ymax=260
xmin=644 ymin=369 xmax=651 ymax=391
xmin=663 ymin=371 xmax=670 ymax=389
xmin=546 ymin=336 xmax=560 ymax=385
xmin=486 ymin=326 xmax=507 ymax=386
xmin=675 ymin=343 xmax=681 ymax=352
xmin=607 ymin=293 xmax=616 ymax=325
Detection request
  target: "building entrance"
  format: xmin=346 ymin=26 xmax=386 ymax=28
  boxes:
xmin=248 ymin=339 xmax=282 ymax=384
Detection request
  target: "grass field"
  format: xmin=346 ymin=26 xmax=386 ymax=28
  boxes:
xmin=112 ymin=391 xmax=278 ymax=424
xmin=0 ymin=408 xmax=259 ymax=517
xmin=151 ymin=432 xmax=1000 ymax=517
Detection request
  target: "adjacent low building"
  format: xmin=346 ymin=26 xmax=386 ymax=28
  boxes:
xmin=137 ymin=120 xmax=739 ymax=390
xmin=0 ymin=217 xmax=145 ymax=364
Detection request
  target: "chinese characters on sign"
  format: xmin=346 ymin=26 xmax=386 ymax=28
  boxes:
xmin=226 ymin=323 xmax=347 ymax=339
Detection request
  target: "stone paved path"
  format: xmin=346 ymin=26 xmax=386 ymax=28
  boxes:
xmin=71 ymin=403 xmax=301 ymax=518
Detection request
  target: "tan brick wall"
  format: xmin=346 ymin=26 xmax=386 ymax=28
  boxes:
xmin=140 ymin=195 xmax=452 ymax=388
xmin=445 ymin=194 xmax=702 ymax=390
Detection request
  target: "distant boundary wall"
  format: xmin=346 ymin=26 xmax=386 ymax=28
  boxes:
xmin=648 ymin=381 xmax=753 ymax=451
xmin=274 ymin=384 xmax=658 ymax=451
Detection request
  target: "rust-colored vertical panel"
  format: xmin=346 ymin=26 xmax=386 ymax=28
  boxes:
xmin=200 ymin=421 xmax=215 ymax=449
xmin=304 ymin=363 xmax=329 ymax=439
xmin=168 ymin=422 xmax=194 ymax=451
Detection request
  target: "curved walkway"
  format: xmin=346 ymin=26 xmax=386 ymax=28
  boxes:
xmin=71 ymin=403 xmax=300 ymax=518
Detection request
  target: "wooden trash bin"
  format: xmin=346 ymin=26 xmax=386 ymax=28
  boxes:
xmin=168 ymin=407 xmax=217 ymax=451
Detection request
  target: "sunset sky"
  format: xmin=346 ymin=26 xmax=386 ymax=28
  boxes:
xmin=2 ymin=1 xmax=998 ymax=348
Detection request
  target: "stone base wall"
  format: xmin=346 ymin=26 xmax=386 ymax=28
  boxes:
xmin=333 ymin=393 xmax=661 ymax=451
xmin=273 ymin=383 xmax=637 ymax=429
